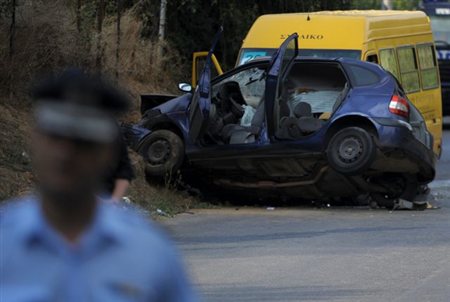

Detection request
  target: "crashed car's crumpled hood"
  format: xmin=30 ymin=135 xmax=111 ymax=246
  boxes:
xmin=152 ymin=93 xmax=192 ymax=114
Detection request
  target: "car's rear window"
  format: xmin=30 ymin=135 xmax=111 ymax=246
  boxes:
xmin=346 ymin=64 xmax=380 ymax=87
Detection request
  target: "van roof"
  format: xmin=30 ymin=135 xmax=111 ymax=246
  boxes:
xmin=308 ymin=10 xmax=425 ymax=17
xmin=241 ymin=10 xmax=432 ymax=50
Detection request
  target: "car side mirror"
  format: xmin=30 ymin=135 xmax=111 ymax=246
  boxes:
xmin=178 ymin=83 xmax=192 ymax=93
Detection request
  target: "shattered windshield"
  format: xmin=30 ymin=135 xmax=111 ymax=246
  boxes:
xmin=213 ymin=67 xmax=266 ymax=107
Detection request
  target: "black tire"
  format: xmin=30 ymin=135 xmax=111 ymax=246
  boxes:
xmin=141 ymin=130 xmax=184 ymax=179
xmin=326 ymin=127 xmax=376 ymax=176
xmin=371 ymin=174 xmax=418 ymax=209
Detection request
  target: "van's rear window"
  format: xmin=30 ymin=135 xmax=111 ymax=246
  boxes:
xmin=239 ymin=49 xmax=361 ymax=65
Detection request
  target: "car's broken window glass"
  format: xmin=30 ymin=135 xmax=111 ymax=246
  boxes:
xmin=212 ymin=67 xmax=266 ymax=108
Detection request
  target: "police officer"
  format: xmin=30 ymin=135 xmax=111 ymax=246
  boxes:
xmin=0 ymin=70 xmax=197 ymax=302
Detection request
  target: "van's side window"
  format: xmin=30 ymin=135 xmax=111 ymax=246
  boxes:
xmin=417 ymin=44 xmax=439 ymax=90
xmin=379 ymin=49 xmax=400 ymax=80
xmin=397 ymin=46 xmax=420 ymax=93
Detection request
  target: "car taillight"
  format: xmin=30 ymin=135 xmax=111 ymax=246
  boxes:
xmin=389 ymin=94 xmax=409 ymax=118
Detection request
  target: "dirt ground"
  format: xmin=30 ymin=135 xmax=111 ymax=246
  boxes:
xmin=0 ymin=98 xmax=195 ymax=215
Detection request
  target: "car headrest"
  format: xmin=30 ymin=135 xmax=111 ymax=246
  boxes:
xmin=294 ymin=102 xmax=312 ymax=118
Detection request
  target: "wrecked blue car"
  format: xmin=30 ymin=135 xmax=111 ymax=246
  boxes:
xmin=123 ymin=33 xmax=436 ymax=207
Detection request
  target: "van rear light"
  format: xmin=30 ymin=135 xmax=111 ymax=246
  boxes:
xmin=389 ymin=95 xmax=409 ymax=118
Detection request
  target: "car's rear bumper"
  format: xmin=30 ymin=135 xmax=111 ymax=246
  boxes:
xmin=372 ymin=118 xmax=436 ymax=183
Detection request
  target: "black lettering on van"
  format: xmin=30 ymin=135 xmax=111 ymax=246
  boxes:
xmin=300 ymin=34 xmax=324 ymax=40
xmin=280 ymin=34 xmax=324 ymax=40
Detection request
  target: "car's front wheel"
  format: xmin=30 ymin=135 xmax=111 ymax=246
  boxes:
xmin=141 ymin=130 xmax=184 ymax=180
xmin=326 ymin=127 xmax=376 ymax=175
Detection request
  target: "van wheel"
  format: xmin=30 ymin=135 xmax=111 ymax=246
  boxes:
xmin=141 ymin=130 xmax=184 ymax=179
xmin=326 ymin=127 xmax=376 ymax=175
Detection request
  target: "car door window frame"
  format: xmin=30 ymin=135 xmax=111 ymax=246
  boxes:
xmin=265 ymin=34 xmax=299 ymax=139
xmin=188 ymin=27 xmax=223 ymax=143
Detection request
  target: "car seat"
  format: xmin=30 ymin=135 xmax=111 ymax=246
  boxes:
xmin=221 ymin=100 xmax=265 ymax=144
xmin=295 ymin=102 xmax=323 ymax=133
xmin=207 ymin=81 xmax=246 ymax=143
xmin=278 ymin=102 xmax=323 ymax=139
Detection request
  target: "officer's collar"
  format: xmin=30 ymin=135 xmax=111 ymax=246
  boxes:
xmin=18 ymin=197 xmax=124 ymax=251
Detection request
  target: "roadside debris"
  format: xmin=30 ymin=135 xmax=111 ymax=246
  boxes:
xmin=155 ymin=208 xmax=171 ymax=217
xmin=387 ymin=199 xmax=439 ymax=211
xmin=426 ymin=202 xmax=440 ymax=210
xmin=21 ymin=151 xmax=31 ymax=164
xmin=392 ymin=199 xmax=426 ymax=211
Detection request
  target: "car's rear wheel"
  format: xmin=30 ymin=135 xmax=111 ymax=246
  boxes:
xmin=326 ymin=127 xmax=376 ymax=175
xmin=141 ymin=130 xmax=184 ymax=180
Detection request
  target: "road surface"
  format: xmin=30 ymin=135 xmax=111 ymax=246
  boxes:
xmin=165 ymin=130 xmax=450 ymax=302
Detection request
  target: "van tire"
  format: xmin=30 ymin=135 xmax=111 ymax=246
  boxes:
xmin=326 ymin=127 xmax=376 ymax=175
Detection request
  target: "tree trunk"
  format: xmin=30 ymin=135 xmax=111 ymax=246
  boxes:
xmin=157 ymin=0 xmax=167 ymax=71
xmin=95 ymin=0 xmax=105 ymax=71
xmin=76 ymin=0 xmax=81 ymax=32
xmin=9 ymin=0 xmax=16 ymax=99
xmin=115 ymin=0 xmax=121 ymax=81
xmin=158 ymin=0 xmax=167 ymax=41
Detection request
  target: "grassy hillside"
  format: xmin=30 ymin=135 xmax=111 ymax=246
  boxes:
xmin=0 ymin=3 xmax=196 ymax=214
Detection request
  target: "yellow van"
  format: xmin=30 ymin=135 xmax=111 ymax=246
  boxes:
xmin=194 ymin=11 xmax=442 ymax=156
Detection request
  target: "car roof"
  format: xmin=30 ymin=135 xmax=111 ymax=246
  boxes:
xmin=214 ymin=55 xmax=390 ymax=88
xmin=241 ymin=55 xmax=369 ymax=66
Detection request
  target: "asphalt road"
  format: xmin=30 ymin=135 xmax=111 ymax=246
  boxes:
xmin=165 ymin=129 xmax=450 ymax=302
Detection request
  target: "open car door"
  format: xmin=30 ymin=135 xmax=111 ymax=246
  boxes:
xmin=191 ymin=52 xmax=223 ymax=87
xmin=188 ymin=27 xmax=223 ymax=142
xmin=264 ymin=33 xmax=299 ymax=139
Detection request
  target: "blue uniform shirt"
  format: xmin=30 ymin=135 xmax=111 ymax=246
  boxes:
xmin=0 ymin=197 xmax=197 ymax=302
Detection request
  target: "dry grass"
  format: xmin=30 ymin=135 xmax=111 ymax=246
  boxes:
xmin=99 ymin=11 xmax=184 ymax=120
xmin=0 ymin=4 xmax=197 ymax=213
xmin=0 ymin=102 xmax=33 ymax=200
xmin=127 ymin=152 xmax=197 ymax=216
xmin=0 ymin=100 xmax=197 ymax=214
